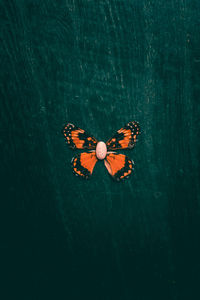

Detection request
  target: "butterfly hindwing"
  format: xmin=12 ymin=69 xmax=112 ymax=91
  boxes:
xmin=63 ymin=123 xmax=98 ymax=149
xmin=104 ymin=153 xmax=134 ymax=181
xmin=72 ymin=152 xmax=98 ymax=179
xmin=106 ymin=121 xmax=140 ymax=150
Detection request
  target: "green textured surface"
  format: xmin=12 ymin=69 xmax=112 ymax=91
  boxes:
xmin=1 ymin=1 xmax=200 ymax=299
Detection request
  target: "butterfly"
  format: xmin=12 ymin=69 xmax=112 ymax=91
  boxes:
xmin=63 ymin=121 xmax=140 ymax=181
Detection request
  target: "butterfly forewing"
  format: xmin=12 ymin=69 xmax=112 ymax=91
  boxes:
xmin=106 ymin=121 xmax=140 ymax=150
xmin=72 ymin=152 xmax=98 ymax=179
xmin=63 ymin=123 xmax=98 ymax=149
xmin=104 ymin=153 xmax=134 ymax=181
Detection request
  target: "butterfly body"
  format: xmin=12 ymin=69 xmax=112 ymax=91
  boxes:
xmin=63 ymin=121 xmax=140 ymax=181
xmin=96 ymin=141 xmax=107 ymax=160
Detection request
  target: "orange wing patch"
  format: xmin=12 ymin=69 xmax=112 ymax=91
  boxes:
xmin=72 ymin=152 xmax=98 ymax=179
xmin=104 ymin=153 xmax=134 ymax=181
xmin=106 ymin=121 xmax=140 ymax=150
xmin=63 ymin=123 xmax=98 ymax=149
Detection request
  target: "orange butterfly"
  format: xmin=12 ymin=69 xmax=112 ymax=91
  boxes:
xmin=63 ymin=121 xmax=140 ymax=181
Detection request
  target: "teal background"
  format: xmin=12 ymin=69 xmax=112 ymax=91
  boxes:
xmin=1 ymin=1 xmax=200 ymax=299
